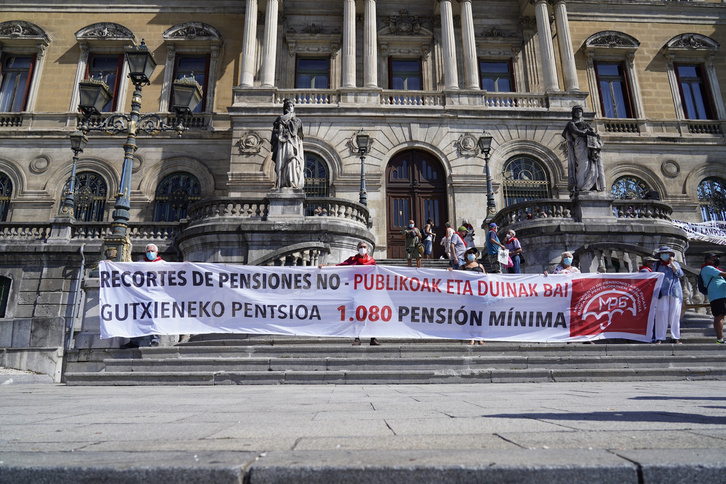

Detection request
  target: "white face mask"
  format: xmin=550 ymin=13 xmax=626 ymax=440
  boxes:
xmin=146 ymin=251 xmax=157 ymax=260
xmin=358 ymin=247 xmax=367 ymax=256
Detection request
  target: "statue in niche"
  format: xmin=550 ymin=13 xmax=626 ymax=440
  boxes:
xmin=562 ymin=105 xmax=605 ymax=192
xmin=271 ymin=99 xmax=305 ymax=190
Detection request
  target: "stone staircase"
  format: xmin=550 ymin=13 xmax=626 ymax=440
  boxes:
xmin=62 ymin=312 xmax=726 ymax=386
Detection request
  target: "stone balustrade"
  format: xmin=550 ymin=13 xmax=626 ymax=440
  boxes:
xmin=275 ymin=90 xmax=339 ymax=105
xmin=380 ymin=90 xmax=445 ymax=107
xmin=612 ymin=200 xmax=673 ymax=220
xmin=304 ymin=197 xmax=370 ymax=226
xmin=186 ymin=198 xmax=269 ymax=223
xmin=0 ymin=222 xmax=52 ymax=240
xmin=481 ymin=92 xmax=548 ymax=109
xmin=490 ymin=199 xmax=574 ymax=229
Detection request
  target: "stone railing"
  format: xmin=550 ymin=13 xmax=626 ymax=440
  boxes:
xmin=0 ymin=114 xmax=24 ymax=127
xmin=482 ymin=92 xmax=548 ymax=109
xmin=686 ymin=120 xmax=723 ymax=135
xmin=275 ymin=90 xmax=339 ymax=105
xmin=186 ymin=198 xmax=269 ymax=223
xmin=304 ymin=197 xmax=370 ymax=226
xmin=380 ymin=90 xmax=445 ymax=107
xmin=70 ymin=222 xmax=180 ymax=241
xmin=612 ymin=200 xmax=672 ymax=220
xmin=261 ymin=248 xmax=327 ymax=267
xmin=0 ymin=222 xmax=52 ymax=240
xmin=603 ymin=119 xmax=640 ymax=134
xmin=490 ymin=199 xmax=574 ymax=229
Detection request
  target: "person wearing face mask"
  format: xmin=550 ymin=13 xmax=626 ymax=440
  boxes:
xmin=402 ymin=219 xmax=423 ymax=268
xmin=449 ymin=226 xmax=467 ymax=270
xmin=448 ymin=247 xmax=487 ymax=344
xmin=545 ymin=251 xmax=580 ymax=275
xmin=699 ymin=253 xmax=726 ymax=344
xmin=504 ymin=230 xmax=522 ymax=274
xmin=652 ymin=246 xmax=684 ymax=344
xmin=320 ymin=241 xmax=379 ymax=346
xmin=119 ymin=244 xmax=163 ymax=349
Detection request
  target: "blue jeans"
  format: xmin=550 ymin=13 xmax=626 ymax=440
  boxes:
xmin=451 ymin=258 xmax=464 ymax=270
xmin=507 ymin=255 xmax=521 ymax=274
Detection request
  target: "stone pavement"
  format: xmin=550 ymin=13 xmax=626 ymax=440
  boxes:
xmin=1 ymin=381 xmax=725 ymax=483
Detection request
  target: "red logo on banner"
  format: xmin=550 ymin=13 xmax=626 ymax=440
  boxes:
xmin=570 ymin=278 xmax=657 ymax=337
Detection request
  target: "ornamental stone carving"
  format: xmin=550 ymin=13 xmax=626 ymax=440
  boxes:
xmin=163 ymin=22 xmax=222 ymax=42
xmin=454 ymin=134 xmax=479 ymax=157
xmin=388 ymin=10 xmax=421 ymax=35
xmin=236 ymin=131 xmax=263 ymax=155
xmin=0 ymin=20 xmax=49 ymax=41
xmin=75 ymin=23 xmax=134 ymax=41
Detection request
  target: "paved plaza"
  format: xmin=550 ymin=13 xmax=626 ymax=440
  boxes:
xmin=0 ymin=380 xmax=725 ymax=483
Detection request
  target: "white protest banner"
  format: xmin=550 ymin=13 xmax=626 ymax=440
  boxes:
xmin=99 ymin=262 xmax=663 ymax=343
xmin=672 ymin=219 xmax=726 ymax=246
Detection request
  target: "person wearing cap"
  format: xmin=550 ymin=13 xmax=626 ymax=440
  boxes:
xmin=461 ymin=219 xmax=475 ymax=247
xmin=700 ymin=253 xmax=726 ymax=344
xmin=449 ymin=247 xmax=486 ymax=345
xmin=486 ymin=222 xmax=505 ymax=273
xmin=653 ymin=246 xmax=684 ymax=344
xmin=639 ymin=256 xmax=658 ymax=273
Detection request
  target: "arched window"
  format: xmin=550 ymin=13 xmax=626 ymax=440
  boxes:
xmin=698 ymin=177 xmax=726 ymax=222
xmin=304 ymin=153 xmax=330 ymax=216
xmin=611 ymin=176 xmax=650 ymax=200
xmin=75 ymin=171 xmax=107 ymax=222
xmin=0 ymin=172 xmax=12 ymax=221
xmin=153 ymin=172 xmax=202 ymax=222
xmin=0 ymin=276 xmax=10 ymax=318
xmin=502 ymin=156 xmax=551 ymax=206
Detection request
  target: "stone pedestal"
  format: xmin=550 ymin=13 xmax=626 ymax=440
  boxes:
xmin=267 ymin=189 xmax=305 ymax=219
xmin=572 ymin=191 xmax=614 ymax=222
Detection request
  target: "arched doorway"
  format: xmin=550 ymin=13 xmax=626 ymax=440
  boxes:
xmin=386 ymin=150 xmax=448 ymax=259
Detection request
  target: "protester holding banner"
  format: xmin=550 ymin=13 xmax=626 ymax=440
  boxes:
xmin=653 ymin=246 xmax=683 ymax=344
xmin=119 ymin=244 xmax=163 ymax=349
xmin=321 ymin=241 xmax=380 ymax=346
xmin=486 ymin=223 xmax=505 ymax=273
xmin=546 ymin=251 xmax=580 ymax=275
xmin=452 ymin=246 xmax=487 ymax=346
xmin=504 ymin=230 xmax=523 ymax=274
xmin=700 ymin=253 xmax=726 ymax=344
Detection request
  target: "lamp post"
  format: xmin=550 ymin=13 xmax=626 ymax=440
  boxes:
xmin=478 ymin=132 xmax=496 ymax=218
xmin=76 ymin=40 xmax=202 ymax=262
xmin=58 ymin=130 xmax=88 ymax=219
xmin=356 ymin=129 xmax=371 ymax=206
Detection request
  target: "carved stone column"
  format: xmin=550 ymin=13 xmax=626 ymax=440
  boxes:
xmin=260 ymin=0 xmax=279 ymax=87
xmin=552 ymin=0 xmax=578 ymax=91
xmin=241 ymin=0 xmax=258 ymax=87
xmin=364 ymin=0 xmax=378 ymax=87
xmin=533 ymin=0 xmax=559 ymax=92
xmin=440 ymin=0 xmax=459 ymax=90
xmin=460 ymin=0 xmax=478 ymax=90
xmin=342 ymin=0 xmax=357 ymax=88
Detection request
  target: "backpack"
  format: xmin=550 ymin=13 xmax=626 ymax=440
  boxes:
xmin=697 ymin=270 xmax=712 ymax=296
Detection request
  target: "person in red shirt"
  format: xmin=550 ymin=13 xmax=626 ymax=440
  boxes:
xmin=120 ymin=244 xmax=163 ymax=349
xmin=320 ymin=241 xmax=379 ymax=345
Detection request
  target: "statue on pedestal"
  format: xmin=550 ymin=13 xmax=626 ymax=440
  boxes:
xmin=562 ymin=105 xmax=605 ymax=192
xmin=271 ymin=99 xmax=305 ymax=190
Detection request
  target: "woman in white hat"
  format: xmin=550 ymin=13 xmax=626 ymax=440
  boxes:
xmin=653 ymin=246 xmax=684 ymax=344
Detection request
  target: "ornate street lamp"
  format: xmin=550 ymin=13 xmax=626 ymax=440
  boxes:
xmin=356 ymin=129 xmax=371 ymax=206
xmin=78 ymin=77 xmax=112 ymax=118
xmin=478 ymin=132 xmax=496 ymax=217
xmin=171 ymin=74 xmax=203 ymax=116
xmin=58 ymin=129 xmax=88 ymax=219
xmin=76 ymin=39 xmax=201 ymax=263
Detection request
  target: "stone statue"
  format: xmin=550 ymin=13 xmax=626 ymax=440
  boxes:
xmin=562 ymin=105 xmax=605 ymax=192
xmin=271 ymin=99 xmax=305 ymax=189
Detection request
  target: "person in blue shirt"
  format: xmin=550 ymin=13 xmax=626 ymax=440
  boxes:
xmin=653 ymin=246 xmax=684 ymax=344
xmin=700 ymin=253 xmax=726 ymax=344
xmin=486 ymin=222 xmax=505 ymax=273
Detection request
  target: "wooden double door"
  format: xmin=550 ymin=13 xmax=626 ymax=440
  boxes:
xmin=386 ymin=150 xmax=448 ymax=259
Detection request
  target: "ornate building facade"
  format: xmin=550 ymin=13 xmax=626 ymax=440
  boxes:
xmin=0 ymin=0 xmax=724 ymax=377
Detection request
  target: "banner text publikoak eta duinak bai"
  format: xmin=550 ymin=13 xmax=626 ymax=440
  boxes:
xmin=99 ymin=262 xmax=664 ymax=343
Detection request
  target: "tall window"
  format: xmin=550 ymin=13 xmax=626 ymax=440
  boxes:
xmin=153 ymin=172 xmax=201 ymax=222
xmin=675 ymin=64 xmax=713 ymax=120
xmin=595 ymin=62 xmax=633 ymax=118
xmin=390 ymin=59 xmax=422 ymax=90
xmin=0 ymin=276 xmax=10 ymax=318
xmin=502 ymin=156 xmax=551 ymax=206
xmin=0 ymin=172 xmax=12 ymax=221
xmin=86 ymin=53 xmax=123 ymax=112
xmin=172 ymin=55 xmax=209 ymax=112
xmin=75 ymin=172 xmax=107 ymax=222
xmin=611 ymin=176 xmax=649 ymax=200
xmin=698 ymin=177 xmax=726 ymax=222
xmin=479 ymin=61 xmax=513 ymax=92
xmin=0 ymin=54 xmax=35 ymax=112
xmin=295 ymin=58 xmax=330 ymax=89
xmin=304 ymin=154 xmax=330 ymax=216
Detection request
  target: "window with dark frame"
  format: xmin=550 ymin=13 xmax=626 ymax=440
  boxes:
xmin=304 ymin=153 xmax=330 ymax=216
xmin=479 ymin=60 xmax=513 ymax=92
xmin=389 ymin=59 xmax=422 ymax=91
xmin=172 ymin=54 xmax=209 ymax=112
xmin=675 ymin=63 xmax=714 ymax=120
xmin=698 ymin=177 xmax=726 ymax=222
xmin=502 ymin=156 xmax=551 ymax=207
xmin=595 ymin=61 xmax=633 ymax=119
xmin=0 ymin=171 xmax=12 ymax=221
xmin=75 ymin=171 xmax=107 ymax=222
xmin=610 ymin=176 xmax=650 ymax=200
xmin=86 ymin=53 xmax=123 ymax=112
xmin=0 ymin=54 xmax=35 ymax=112
xmin=153 ymin=172 xmax=202 ymax=222
xmin=295 ymin=58 xmax=330 ymax=89
xmin=0 ymin=276 xmax=10 ymax=318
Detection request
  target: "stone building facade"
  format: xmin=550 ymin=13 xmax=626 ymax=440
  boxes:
xmin=0 ymin=0 xmax=724 ymax=376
